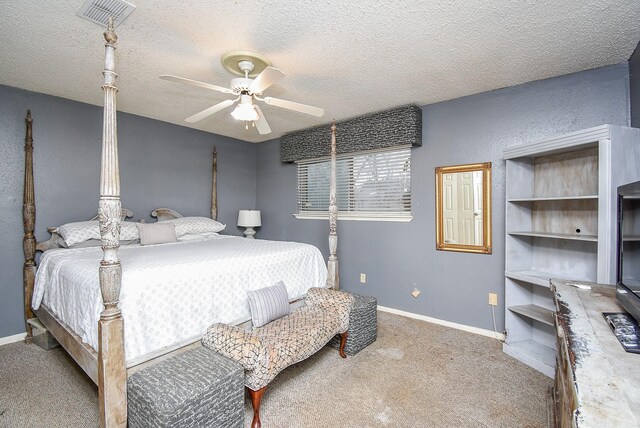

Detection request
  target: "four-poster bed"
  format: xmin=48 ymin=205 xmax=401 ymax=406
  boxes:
xmin=21 ymin=19 xmax=340 ymax=427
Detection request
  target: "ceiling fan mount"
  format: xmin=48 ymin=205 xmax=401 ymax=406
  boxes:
xmin=237 ymin=60 xmax=255 ymax=75
xmin=159 ymin=50 xmax=324 ymax=135
xmin=220 ymin=51 xmax=270 ymax=78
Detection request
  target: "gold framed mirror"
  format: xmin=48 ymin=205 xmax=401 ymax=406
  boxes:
xmin=435 ymin=162 xmax=492 ymax=254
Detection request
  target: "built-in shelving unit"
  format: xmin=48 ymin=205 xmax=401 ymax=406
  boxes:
xmin=503 ymin=125 xmax=640 ymax=378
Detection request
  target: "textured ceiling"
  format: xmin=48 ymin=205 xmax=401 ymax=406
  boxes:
xmin=1 ymin=1 xmax=639 ymax=143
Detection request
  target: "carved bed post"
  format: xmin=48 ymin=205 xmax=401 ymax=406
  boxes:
xmin=212 ymin=146 xmax=218 ymax=220
xmin=327 ymin=122 xmax=339 ymax=290
xmin=97 ymin=17 xmax=127 ymax=428
xmin=23 ymin=110 xmax=36 ymax=341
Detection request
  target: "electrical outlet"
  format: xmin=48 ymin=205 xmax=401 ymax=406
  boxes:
xmin=360 ymin=273 xmax=366 ymax=283
xmin=488 ymin=293 xmax=498 ymax=306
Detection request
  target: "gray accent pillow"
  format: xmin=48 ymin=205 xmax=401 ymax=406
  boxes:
xmin=247 ymin=281 xmax=290 ymax=328
xmin=137 ymin=223 xmax=177 ymax=245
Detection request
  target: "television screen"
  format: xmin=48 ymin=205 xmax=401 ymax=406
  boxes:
xmin=620 ymin=194 xmax=640 ymax=288
xmin=616 ymin=181 xmax=640 ymax=331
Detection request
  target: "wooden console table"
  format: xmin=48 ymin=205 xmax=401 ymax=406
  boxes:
xmin=551 ymin=279 xmax=640 ymax=427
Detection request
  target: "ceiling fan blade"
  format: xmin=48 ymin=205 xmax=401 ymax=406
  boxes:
xmin=185 ymin=99 xmax=236 ymax=123
xmin=249 ymin=67 xmax=285 ymax=94
xmin=160 ymin=74 xmax=232 ymax=94
xmin=262 ymin=97 xmax=324 ymax=117
xmin=254 ymin=105 xmax=272 ymax=135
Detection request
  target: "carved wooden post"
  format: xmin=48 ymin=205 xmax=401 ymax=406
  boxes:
xmin=327 ymin=122 xmax=339 ymax=290
xmin=23 ymin=110 xmax=36 ymax=341
xmin=212 ymin=146 xmax=218 ymax=220
xmin=97 ymin=17 xmax=127 ymax=428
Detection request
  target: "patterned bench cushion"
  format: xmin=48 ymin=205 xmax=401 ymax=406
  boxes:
xmin=202 ymin=287 xmax=354 ymax=391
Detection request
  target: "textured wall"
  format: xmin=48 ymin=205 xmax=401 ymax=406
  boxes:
xmin=256 ymin=64 xmax=631 ymax=332
xmin=631 ymin=41 xmax=640 ymax=128
xmin=0 ymin=85 xmax=256 ymax=338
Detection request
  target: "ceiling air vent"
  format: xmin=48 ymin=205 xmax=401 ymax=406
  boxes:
xmin=77 ymin=0 xmax=136 ymax=27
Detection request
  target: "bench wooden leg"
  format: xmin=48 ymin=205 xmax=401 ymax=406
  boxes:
xmin=339 ymin=332 xmax=348 ymax=358
xmin=248 ymin=386 xmax=267 ymax=428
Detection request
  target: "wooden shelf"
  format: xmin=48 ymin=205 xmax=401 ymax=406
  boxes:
xmin=508 ymin=195 xmax=598 ymax=202
xmin=508 ymin=231 xmax=597 ymax=242
xmin=502 ymin=340 xmax=556 ymax=377
xmin=509 ymin=304 xmax=555 ymax=326
xmin=505 ymin=270 xmax=554 ymax=287
xmin=505 ymin=270 xmax=593 ymax=287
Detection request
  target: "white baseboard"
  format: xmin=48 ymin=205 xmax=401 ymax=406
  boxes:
xmin=0 ymin=332 xmax=27 ymax=346
xmin=377 ymin=305 xmax=505 ymax=341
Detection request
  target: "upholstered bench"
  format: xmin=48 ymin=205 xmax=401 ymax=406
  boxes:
xmin=203 ymin=287 xmax=355 ymax=428
xmin=127 ymin=347 xmax=244 ymax=428
xmin=328 ymin=293 xmax=377 ymax=355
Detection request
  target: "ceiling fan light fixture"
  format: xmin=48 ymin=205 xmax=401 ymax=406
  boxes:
xmin=231 ymin=95 xmax=259 ymax=121
xmin=161 ymin=51 xmax=323 ymax=134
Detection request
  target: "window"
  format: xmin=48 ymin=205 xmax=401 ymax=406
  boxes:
xmin=295 ymin=145 xmax=412 ymax=221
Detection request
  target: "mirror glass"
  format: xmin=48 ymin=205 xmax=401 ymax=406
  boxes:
xmin=435 ymin=162 xmax=492 ymax=254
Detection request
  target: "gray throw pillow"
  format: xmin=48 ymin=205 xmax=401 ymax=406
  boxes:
xmin=247 ymin=281 xmax=290 ymax=327
xmin=137 ymin=223 xmax=177 ymax=245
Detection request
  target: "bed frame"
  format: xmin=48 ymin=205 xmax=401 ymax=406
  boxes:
xmin=21 ymin=19 xmax=339 ymax=427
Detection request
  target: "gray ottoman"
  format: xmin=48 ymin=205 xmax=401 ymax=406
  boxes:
xmin=128 ymin=347 xmax=244 ymax=428
xmin=329 ymin=293 xmax=377 ymax=355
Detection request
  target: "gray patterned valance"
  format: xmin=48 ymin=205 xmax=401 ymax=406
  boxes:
xmin=280 ymin=104 xmax=422 ymax=163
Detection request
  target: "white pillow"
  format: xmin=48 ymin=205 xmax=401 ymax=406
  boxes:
xmin=247 ymin=281 xmax=290 ymax=328
xmin=120 ymin=222 xmax=139 ymax=240
xmin=56 ymin=220 xmax=139 ymax=247
xmin=137 ymin=223 xmax=177 ymax=245
xmin=160 ymin=217 xmax=225 ymax=237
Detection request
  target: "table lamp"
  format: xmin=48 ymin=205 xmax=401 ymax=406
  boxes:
xmin=237 ymin=210 xmax=261 ymax=238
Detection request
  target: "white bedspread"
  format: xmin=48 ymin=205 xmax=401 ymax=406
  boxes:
xmin=33 ymin=235 xmax=327 ymax=365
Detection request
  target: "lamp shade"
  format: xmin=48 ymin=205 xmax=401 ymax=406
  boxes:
xmin=237 ymin=210 xmax=261 ymax=227
xmin=231 ymin=94 xmax=259 ymax=121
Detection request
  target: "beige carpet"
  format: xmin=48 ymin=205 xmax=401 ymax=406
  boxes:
xmin=0 ymin=312 xmax=551 ymax=427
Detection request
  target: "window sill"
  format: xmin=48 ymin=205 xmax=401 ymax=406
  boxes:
xmin=293 ymin=214 xmax=413 ymax=222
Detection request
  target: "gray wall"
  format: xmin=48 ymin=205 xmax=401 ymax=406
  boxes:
xmin=630 ymin=41 xmax=640 ymax=128
xmin=256 ymin=63 xmax=631 ymax=332
xmin=0 ymin=85 xmax=257 ymax=338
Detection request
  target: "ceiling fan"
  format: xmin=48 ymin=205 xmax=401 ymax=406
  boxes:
xmin=160 ymin=51 xmax=325 ymax=135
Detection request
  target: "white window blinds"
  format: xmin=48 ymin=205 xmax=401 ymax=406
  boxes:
xmin=296 ymin=145 xmax=412 ymax=220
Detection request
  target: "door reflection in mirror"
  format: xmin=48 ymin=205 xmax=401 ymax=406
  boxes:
xmin=436 ymin=163 xmax=492 ymax=254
